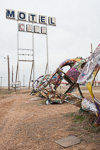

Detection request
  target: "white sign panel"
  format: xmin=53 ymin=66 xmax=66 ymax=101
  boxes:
xmin=18 ymin=23 xmax=25 ymax=31
xmin=34 ymin=26 xmax=40 ymax=33
xmin=6 ymin=9 xmax=15 ymax=19
xmin=39 ymin=15 xmax=47 ymax=24
xmin=26 ymin=24 xmax=33 ymax=32
xmin=48 ymin=17 xmax=56 ymax=26
xmin=28 ymin=13 xmax=37 ymax=23
xmin=18 ymin=11 xmax=26 ymax=21
xmin=41 ymin=27 xmax=47 ymax=34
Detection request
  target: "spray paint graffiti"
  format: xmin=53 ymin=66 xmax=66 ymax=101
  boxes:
xmin=31 ymin=44 xmax=100 ymax=127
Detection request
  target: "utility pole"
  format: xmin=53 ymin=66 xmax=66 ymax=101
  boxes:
xmin=7 ymin=55 xmax=10 ymax=90
xmin=90 ymin=43 xmax=93 ymax=54
xmin=12 ymin=65 xmax=13 ymax=87
xmin=0 ymin=77 xmax=3 ymax=87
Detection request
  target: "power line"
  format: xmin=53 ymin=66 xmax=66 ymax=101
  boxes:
xmin=0 ymin=55 xmax=6 ymax=59
xmin=0 ymin=60 xmax=6 ymax=67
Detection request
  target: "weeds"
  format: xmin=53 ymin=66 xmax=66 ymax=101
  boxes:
xmin=73 ymin=114 xmax=85 ymax=123
xmin=65 ymin=112 xmax=75 ymax=118
xmin=40 ymin=100 xmax=46 ymax=105
xmin=85 ymin=125 xmax=100 ymax=133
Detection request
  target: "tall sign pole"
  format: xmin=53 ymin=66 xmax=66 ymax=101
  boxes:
xmin=46 ymin=26 xmax=49 ymax=74
xmin=23 ymin=74 xmax=25 ymax=87
xmin=17 ymin=20 xmax=19 ymax=82
xmin=32 ymin=23 xmax=35 ymax=82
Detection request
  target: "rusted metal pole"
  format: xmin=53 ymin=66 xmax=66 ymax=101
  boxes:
xmin=7 ymin=55 xmax=10 ymax=90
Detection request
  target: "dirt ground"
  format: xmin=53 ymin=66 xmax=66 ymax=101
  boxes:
xmin=0 ymin=87 xmax=100 ymax=150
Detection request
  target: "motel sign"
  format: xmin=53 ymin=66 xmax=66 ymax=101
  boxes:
xmin=6 ymin=9 xmax=56 ymax=34
xmin=6 ymin=9 xmax=56 ymax=85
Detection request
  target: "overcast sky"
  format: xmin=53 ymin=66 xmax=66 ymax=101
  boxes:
xmin=0 ymin=0 xmax=100 ymax=86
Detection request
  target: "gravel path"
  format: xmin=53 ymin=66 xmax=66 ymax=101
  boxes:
xmin=0 ymin=90 xmax=99 ymax=150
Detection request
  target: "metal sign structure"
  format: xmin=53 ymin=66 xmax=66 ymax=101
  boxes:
xmin=6 ymin=9 xmax=56 ymax=87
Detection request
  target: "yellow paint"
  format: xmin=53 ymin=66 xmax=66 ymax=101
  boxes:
xmin=86 ymin=68 xmax=100 ymax=99
xmin=86 ymin=82 xmax=94 ymax=98
xmin=72 ymin=58 xmax=81 ymax=62
xmin=96 ymin=113 xmax=98 ymax=117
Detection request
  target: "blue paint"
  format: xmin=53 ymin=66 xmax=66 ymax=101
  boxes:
xmin=6 ymin=10 xmax=15 ymax=18
xmin=95 ymin=102 xmax=100 ymax=115
xmin=19 ymin=12 xmax=25 ymax=20
xmin=50 ymin=18 xmax=55 ymax=25
xmin=41 ymin=16 xmax=45 ymax=23
xmin=30 ymin=14 xmax=36 ymax=21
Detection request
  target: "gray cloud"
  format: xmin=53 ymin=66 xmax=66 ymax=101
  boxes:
xmin=0 ymin=0 xmax=100 ymax=86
